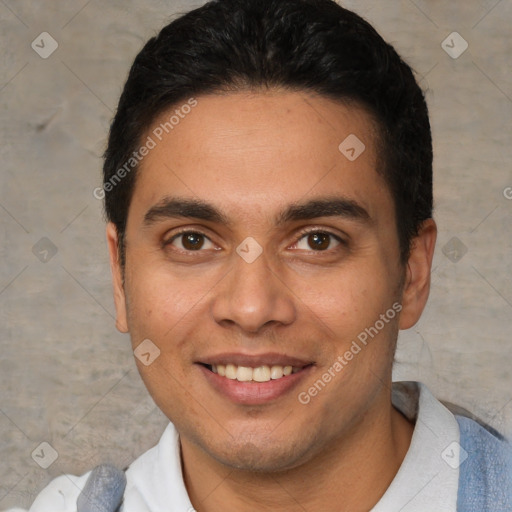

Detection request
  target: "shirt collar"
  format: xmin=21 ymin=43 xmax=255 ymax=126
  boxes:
xmin=371 ymin=381 xmax=460 ymax=512
xmin=125 ymin=381 xmax=460 ymax=512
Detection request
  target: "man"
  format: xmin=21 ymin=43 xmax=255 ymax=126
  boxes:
xmin=8 ymin=0 xmax=511 ymax=510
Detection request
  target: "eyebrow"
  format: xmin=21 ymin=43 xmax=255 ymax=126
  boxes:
xmin=277 ymin=197 xmax=371 ymax=225
xmin=143 ymin=196 xmax=371 ymax=227
xmin=144 ymin=197 xmax=230 ymax=226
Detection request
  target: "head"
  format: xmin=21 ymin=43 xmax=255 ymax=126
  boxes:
xmin=103 ymin=0 xmax=436 ymax=472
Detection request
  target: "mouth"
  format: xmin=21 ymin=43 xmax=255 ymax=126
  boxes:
xmin=202 ymin=363 xmax=304 ymax=382
xmin=196 ymin=354 xmax=314 ymax=405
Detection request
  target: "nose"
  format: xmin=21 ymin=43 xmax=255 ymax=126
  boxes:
xmin=210 ymin=248 xmax=296 ymax=334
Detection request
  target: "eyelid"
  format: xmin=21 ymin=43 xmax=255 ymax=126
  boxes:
xmin=290 ymin=226 xmax=347 ymax=249
xmin=163 ymin=228 xmax=218 ymax=252
xmin=163 ymin=226 xmax=347 ymax=253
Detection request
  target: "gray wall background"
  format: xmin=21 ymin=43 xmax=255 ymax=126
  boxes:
xmin=1 ymin=0 xmax=511 ymax=508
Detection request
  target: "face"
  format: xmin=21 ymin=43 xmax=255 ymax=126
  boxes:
xmin=107 ymin=90 xmax=435 ymax=472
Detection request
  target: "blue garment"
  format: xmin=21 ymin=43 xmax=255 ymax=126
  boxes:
xmin=76 ymin=416 xmax=512 ymax=512
xmin=456 ymin=415 xmax=512 ymax=511
xmin=76 ymin=465 xmax=126 ymax=512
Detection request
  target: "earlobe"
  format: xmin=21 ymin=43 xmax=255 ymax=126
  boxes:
xmin=398 ymin=219 xmax=437 ymax=330
xmin=106 ymin=223 xmax=129 ymax=333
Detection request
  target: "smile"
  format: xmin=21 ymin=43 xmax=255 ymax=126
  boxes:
xmin=198 ymin=358 xmax=314 ymax=404
xmin=208 ymin=364 xmax=302 ymax=382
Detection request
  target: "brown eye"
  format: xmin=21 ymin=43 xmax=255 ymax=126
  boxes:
xmin=308 ymin=232 xmax=330 ymax=250
xmin=182 ymin=233 xmax=204 ymax=250
xmin=168 ymin=231 xmax=214 ymax=251
xmin=294 ymin=231 xmax=341 ymax=251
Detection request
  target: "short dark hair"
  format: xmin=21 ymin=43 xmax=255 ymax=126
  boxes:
xmin=103 ymin=0 xmax=433 ymax=266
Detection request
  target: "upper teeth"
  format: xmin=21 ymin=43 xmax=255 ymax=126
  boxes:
xmin=212 ymin=364 xmax=299 ymax=382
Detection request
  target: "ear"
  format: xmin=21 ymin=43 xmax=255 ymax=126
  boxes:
xmin=106 ymin=223 xmax=129 ymax=333
xmin=399 ymin=218 xmax=437 ymax=330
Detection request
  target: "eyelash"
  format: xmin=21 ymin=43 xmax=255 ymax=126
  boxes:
xmin=164 ymin=227 xmax=346 ymax=254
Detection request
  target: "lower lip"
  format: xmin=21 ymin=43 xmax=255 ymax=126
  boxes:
xmin=198 ymin=364 xmax=313 ymax=405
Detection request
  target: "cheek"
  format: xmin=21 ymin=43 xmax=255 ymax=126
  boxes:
xmin=294 ymin=263 xmax=393 ymax=339
xmin=125 ymin=261 xmax=213 ymax=335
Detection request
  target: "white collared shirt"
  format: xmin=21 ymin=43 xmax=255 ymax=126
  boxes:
xmin=6 ymin=381 xmax=460 ymax=512
xmin=370 ymin=381 xmax=460 ymax=512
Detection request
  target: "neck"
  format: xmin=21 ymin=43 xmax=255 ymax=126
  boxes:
xmin=181 ymin=400 xmax=414 ymax=512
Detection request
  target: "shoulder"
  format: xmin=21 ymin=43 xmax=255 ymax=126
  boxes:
xmin=456 ymin=414 xmax=511 ymax=466
xmin=456 ymin=415 xmax=512 ymax=511
xmin=1 ymin=424 xmax=177 ymax=512
xmin=1 ymin=472 xmax=91 ymax=512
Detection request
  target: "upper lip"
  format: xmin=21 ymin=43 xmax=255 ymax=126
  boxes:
xmin=197 ymin=352 xmax=313 ymax=368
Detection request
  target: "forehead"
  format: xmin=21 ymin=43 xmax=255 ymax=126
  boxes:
xmin=131 ymin=90 xmax=390 ymax=225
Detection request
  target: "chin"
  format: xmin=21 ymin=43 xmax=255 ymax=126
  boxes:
xmin=205 ymin=434 xmax=318 ymax=473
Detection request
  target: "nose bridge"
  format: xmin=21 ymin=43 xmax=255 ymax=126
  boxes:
xmin=211 ymin=245 xmax=296 ymax=332
xmin=233 ymin=248 xmax=275 ymax=297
